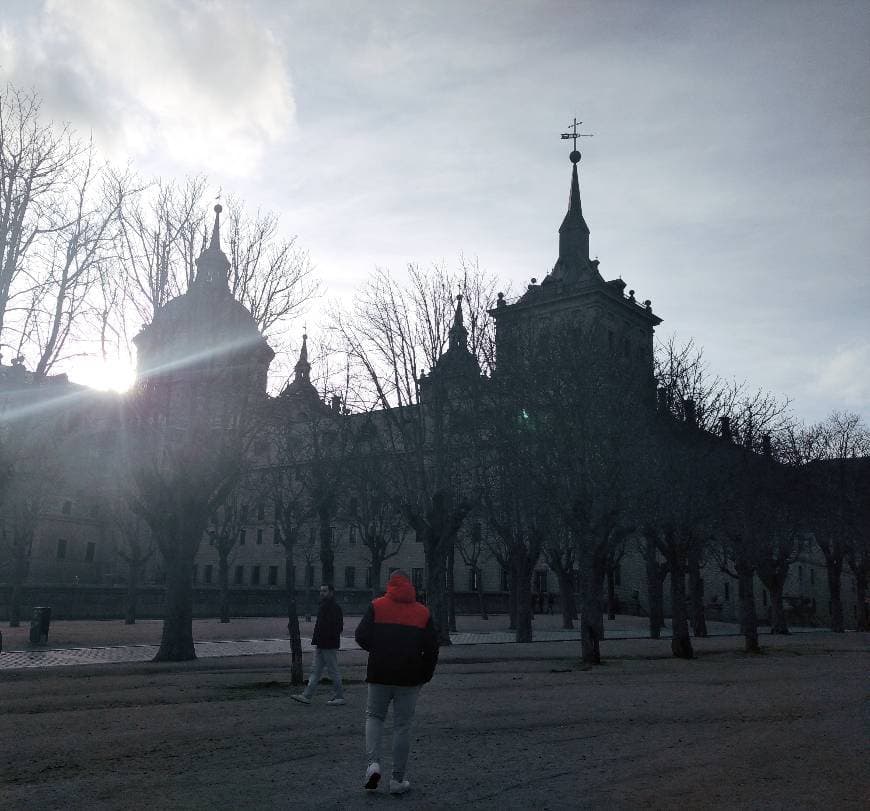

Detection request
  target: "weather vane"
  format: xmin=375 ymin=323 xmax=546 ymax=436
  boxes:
xmin=560 ymin=117 xmax=594 ymax=161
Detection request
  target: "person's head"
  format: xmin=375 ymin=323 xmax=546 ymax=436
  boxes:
xmin=319 ymin=583 xmax=334 ymax=600
xmin=389 ymin=569 xmax=410 ymax=585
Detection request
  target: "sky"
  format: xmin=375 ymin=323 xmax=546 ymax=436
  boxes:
xmin=1 ymin=0 xmax=868 ymax=423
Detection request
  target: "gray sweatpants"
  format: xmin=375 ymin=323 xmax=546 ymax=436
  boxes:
xmin=301 ymin=648 xmax=344 ymax=700
xmin=365 ymin=684 xmax=421 ymax=781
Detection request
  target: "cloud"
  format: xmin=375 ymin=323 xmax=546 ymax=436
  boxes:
xmin=811 ymin=341 xmax=870 ymax=416
xmin=2 ymin=0 xmax=295 ymax=176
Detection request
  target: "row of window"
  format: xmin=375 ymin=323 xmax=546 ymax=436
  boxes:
xmin=56 ymin=539 xmax=96 ymax=562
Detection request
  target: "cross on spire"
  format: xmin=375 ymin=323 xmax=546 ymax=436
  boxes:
xmin=560 ymin=117 xmax=594 ymax=154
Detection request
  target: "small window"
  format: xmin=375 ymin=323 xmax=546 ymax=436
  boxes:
xmin=257 ymin=502 xmax=265 ymax=521
xmin=273 ymin=528 xmax=280 ymax=545
xmin=724 ymin=581 xmax=730 ymax=601
xmin=239 ymin=529 xmax=246 ymax=546
xmin=798 ymin=565 xmax=803 ymax=581
xmin=204 ymin=564 xmax=213 ymax=584
xmin=412 ymin=568 xmax=424 ymax=592
xmin=366 ymin=567 xmax=373 ymax=588
xmin=256 ymin=529 xmax=263 ymax=545
xmin=305 ymin=564 xmax=314 ymax=588
xmin=234 ymin=565 xmax=244 ymax=585
xmin=349 ymin=526 xmax=356 ymax=545
xmin=500 ymin=568 xmax=509 ymax=592
xmin=85 ymin=542 xmax=96 ymax=563
xmin=61 ymin=500 xmax=72 ymax=516
xmin=345 ymin=566 xmax=356 ymax=588
xmin=535 ymin=570 xmax=548 ymax=594
xmin=268 ymin=565 xmax=278 ymax=586
xmin=468 ymin=567 xmax=479 ymax=592
xmin=349 ymin=497 xmax=358 ymax=516
xmin=251 ymin=566 xmax=261 ymax=585
xmin=240 ymin=504 xmax=249 ymax=522
xmin=57 ymin=538 xmax=67 ymax=559
xmin=192 ymin=565 xmax=198 ymax=583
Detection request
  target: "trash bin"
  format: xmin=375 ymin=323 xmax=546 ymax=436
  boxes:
xmin=29 ymin=606 xmax=52 ymax=644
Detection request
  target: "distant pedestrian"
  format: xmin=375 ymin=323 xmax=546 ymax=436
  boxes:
xmin=355 ymin=570 xmax=439 ymax=796
xmin=291 ymin=583 xmax=345 ymax=706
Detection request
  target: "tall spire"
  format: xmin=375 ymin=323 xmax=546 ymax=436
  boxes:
xmin=448 ymin=293 xmax=468 ymax=352
xmin=194 ymin=204 xmax=231 ymax=287
xmin=294 ymin=333 xmax=311 ymax=383
xmin=558 ymin=150 xmax=590 ymax=267
xmin=209 ymin=203 xmax=222 ymax=250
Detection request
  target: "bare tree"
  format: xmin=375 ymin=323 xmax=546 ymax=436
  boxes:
xmin=108 ymin=504 xmax=154 ymax=625
xmin=0 ymin=84 xmax=83 ymax=351
xmin=332 ymin=263 xmax=497 ymax=643
xmin=791 ymin=412 xmax=870 ymax=632
xmin=207 ymin=489 xmax=247 ymax=624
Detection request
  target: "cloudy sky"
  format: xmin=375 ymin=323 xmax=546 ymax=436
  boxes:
xmin=1 ymin=0 xmax=868 ymax=422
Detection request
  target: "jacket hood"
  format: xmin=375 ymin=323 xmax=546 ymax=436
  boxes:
xmin=386 ymin=572 xmax=416 ymax=604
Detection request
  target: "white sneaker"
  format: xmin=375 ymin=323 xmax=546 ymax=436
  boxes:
xmin=389 ymin=778 xmax=411 ymax=795
xmin=290 ymin=694 xmax=311 ymax=705
xmin=364 ymin=763 xmax=381 ymax=791
xmin=326 ymin=697 xmax=346 ymax=706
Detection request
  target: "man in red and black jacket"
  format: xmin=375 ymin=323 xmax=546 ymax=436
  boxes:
xmin=355 ymin=570 xmax=439 ymax=796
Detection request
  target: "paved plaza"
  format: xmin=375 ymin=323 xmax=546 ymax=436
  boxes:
xmin=0 ymin=613 xmax=825 ymax=670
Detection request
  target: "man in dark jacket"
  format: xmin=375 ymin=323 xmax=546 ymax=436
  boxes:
xmin=291 ymin=583 xmax=345 ymax=706
xmin=355 ymin=569 xmax=439 ymax=796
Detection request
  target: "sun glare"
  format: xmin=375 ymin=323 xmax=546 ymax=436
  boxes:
xmin=70 ymin=356 xmax=137 ymax=393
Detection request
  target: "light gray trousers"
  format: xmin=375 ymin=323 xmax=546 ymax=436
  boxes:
xmin=301 ymin=648 xmax=344 ymax=699
xmin=365 ymin=684 xmax=421 ymax=781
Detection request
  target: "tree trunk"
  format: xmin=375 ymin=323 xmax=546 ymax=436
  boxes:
xmin=508 ymin=569 xmax=518 ymax=630
xmin=737 ymin=561 xmax=760 ymax=653
xmin=370 ymin=557 xmax=383 ymax=601
xmin=557 ymin=570 xmax=574 ymax=630
xmin=669 ymin=555 xmax=693 ymax=659
xmin=826 ymin=559 xmax=845 ymax=632
xmin=853 ymin=563 xmax=868 ymax=632
xmin=125 ymin=563 xmax=139 ymax=625
xmin=606 ymin=565 xmax=617 ymax=621
xmin=761 ymin=572 xmax=789 ymax=634
xmin=9 ymin=581 xmax=22 ymax=628
xmin=9 ymin=545 xmax=29 ymax=627
xmin=424 ymin=545 xmax=451 ymax=645
xmin=447 ymin=544 xmax=457 ymax=632
xmin=285 ymin=557 xmax=304 ymax=686
xmin=643 ymin=532 xmax=665 ymax=639
xmin=513 ymin=553 xmax=535 ymax=643
xmin=154 ymin=556 xmax=196 ymax=661
xmin=319 ymin=512 xmax=334 ymax=586
xmin=476 ymin=566 xmax=488 ymax=620
xmin=218 ymin=552 xmax=230 ymax=623
xmin=688 ymin=548 xmax=707 ymax=638
xmin=579 ymin=559 xmax=605 ymax=665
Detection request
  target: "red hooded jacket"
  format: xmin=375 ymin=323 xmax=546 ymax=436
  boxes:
xmin=354 ymin=573 xmax=439 ymax=686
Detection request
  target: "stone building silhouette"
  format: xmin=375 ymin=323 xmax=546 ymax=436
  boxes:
xmin=0 ymin=150 xmax=860 ymax=629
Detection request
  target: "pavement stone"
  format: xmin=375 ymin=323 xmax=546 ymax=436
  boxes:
xmin=0 ymin=618 xmax=823 ymax=671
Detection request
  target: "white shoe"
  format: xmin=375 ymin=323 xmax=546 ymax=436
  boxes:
xmin=389 ymin=778 xmax=411 ymax=795
xmin=326 ymin=697 xmax=346 ymax=706
xmin=364 ymin=763 xmax=381 ymax=791
xmin=290 ymin=694 xmax=311 ymax=705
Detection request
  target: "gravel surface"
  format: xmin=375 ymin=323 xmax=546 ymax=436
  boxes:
xmin=0 ymin=631 xmax=866 ymax=810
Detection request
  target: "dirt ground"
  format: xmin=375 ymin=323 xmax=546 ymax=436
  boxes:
xmin=0 ymin=631 xmax=867 ymax=810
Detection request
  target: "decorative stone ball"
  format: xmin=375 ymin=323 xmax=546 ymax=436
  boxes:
xmin=570 ymin=150 xmax=581 ymax=164
xmin=214 ymin=203 xmax=223 ymax=214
